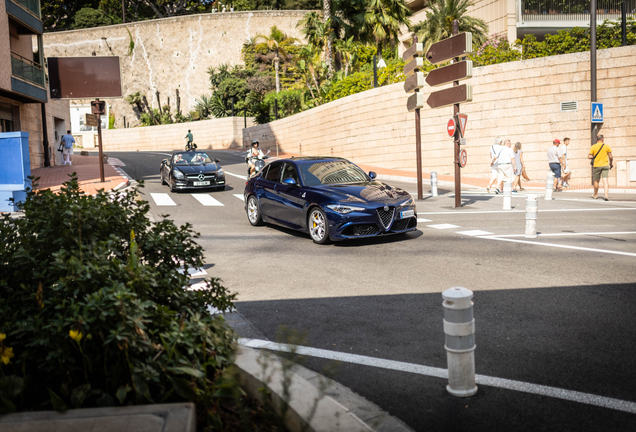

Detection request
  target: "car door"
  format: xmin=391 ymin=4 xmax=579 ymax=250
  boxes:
xmin=256 ymin=161 xmax=283 ymax=219
xmin=274 ymin=162 xmax=307 ymax=229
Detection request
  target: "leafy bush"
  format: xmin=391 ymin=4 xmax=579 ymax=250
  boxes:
xmin=0 ymin=178 xmax=240 ymax=426
xmin=254 ymin=89 xmax=305 ymax=124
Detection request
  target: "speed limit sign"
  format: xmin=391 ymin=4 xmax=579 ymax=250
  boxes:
xmin=459 ymin=149 xmax=467 ymax=168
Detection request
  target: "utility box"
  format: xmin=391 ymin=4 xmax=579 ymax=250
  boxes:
xmin=0 ymin=132 xmax=31 ymax=212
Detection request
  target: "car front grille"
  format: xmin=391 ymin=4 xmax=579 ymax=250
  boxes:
xmin=377 ymin=207 xmax=395 ymax=230
xmin=342 ymin=224 xmax=381 ymax=237
xmin=186 ymin=174 xmax=216 ymax=180
xmin=392 ymin=218 xmax=415 ymax=231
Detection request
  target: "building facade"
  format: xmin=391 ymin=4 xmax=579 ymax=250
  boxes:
xmin=1 ymin=0 xmax=70 ymax=169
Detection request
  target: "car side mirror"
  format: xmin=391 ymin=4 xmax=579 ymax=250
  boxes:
xmin=368 ymin=171 xmax=377 ymax=180
xmin=215 ymin=158 xmax=220 ymax=163
xmin=282 ymin=177 xmax=297 ymax=186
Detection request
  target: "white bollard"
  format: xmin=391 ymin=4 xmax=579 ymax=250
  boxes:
xmin=442 ymin=287 xmax=477 ymax=397
xmin=525 ymin=194 xmax=538 ymax=238
xmin=502 ymin=180 xmax=512 ymax=210
xmin=544 ymin=172 xmax=555 ymax=200
xmin=431 ymin=171 xmax=438 ymax=196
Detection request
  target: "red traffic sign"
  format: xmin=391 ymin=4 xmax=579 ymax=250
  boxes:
xmin=457 ymin=113 xmax=468 ymax=137
xmin=425 ymin=32 xmax=473 ymax=65
xmin=426 ymin=61 xmax=473 ymax=87
xmin=447 ymin=118 xmax=456 ymax=137
xmin=459 ymin=149 xmax=467 ymax=168
xmin=427 ymin=84 xmax=473 ymax=109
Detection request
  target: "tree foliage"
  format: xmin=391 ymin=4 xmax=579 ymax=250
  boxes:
xmin=72 ymin=7 xmax=112 ymax=29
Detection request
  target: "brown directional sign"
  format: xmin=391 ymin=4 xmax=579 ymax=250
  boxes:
xmin=404 ymin=57 xmax=424 ymax=77
xmin=404 ymin=72 xmax=425 ymax=93
xmin=85 ymin=113 xmax=99 ymax=127
xmin=425 ymin=32 xmax=473 ymax=65
xmin=407 ymin=93 xmax=424 ymax=112
xmin=426 ymin=61 xmax=473 ymax=87
xmin=426 ymin=84 xmax=473 ymax=109
xmin=402 ymin=42 xmax=424 ymax=63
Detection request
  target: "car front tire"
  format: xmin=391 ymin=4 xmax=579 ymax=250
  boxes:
xmin=247 ymin=195 xmax=263 ymax=226
xmin=308 ymin=207 xmax=331 ymax=244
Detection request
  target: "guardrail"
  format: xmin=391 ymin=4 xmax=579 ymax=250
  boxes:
xmin=11 ymin=52 xmax=45 ymax=87
xmin=521 ymin=0 xmax=636 ymax=22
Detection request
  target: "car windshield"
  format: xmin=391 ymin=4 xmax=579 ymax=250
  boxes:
xmin=173 ymin=152 xmax=212 ymax=165
xmin=299 ymin=160 xmax=369 ymax=186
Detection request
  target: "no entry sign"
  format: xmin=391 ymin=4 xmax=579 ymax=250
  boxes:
xmin=459 ymin=149 xmax=467 ymax=168
xmin=447 ymin=118 xmax=456 ymax=137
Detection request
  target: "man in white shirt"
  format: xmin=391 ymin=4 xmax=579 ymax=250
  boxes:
xmin=559 ymin=137 xmax=570 ymax=187
xmin=487 ymin=137 xmax=504 ymax=193
xmin=547 ymin=139 xmax=565 ymax=191
xmin=496 ymin=139 xmax=516 ymax=192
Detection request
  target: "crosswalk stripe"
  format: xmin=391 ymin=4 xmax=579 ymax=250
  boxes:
xmin=456 ymin=230 xmax=494 ymax=236
xmin=427 ymin=223 xmax=460 ymax=230
xmin=150 ymin=193 xmax=177 ymax=206
xmin=191 ymin=194 xmax=224 ymax=206
xmin=233 ymin=194 xmax=245 ymax=201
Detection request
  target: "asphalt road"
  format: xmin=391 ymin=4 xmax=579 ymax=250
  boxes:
xmin=111 ymin=149 xmax=636 ymax=432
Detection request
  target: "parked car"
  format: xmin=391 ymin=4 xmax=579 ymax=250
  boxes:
xmin=244 ymin=157 xmax=417 ymax=244
xmin=160 ymin=151 xmax=226 ymax=192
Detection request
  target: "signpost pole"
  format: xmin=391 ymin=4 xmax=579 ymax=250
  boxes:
xmin=591 ymin=0 xmax=597 ymax=185
xmin=452 ymin=20 xmax=461 ymax=208
xmin=413 ymin=36 xmax=423 ymax=201
xmin=95 ymin=99 xmax=105 ymax=183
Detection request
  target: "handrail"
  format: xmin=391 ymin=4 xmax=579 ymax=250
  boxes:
xmin=10 ymin=51 xmax=42 ymax=69
xmin=9 ymin=0 xmax=41 ymax=19
xmin=521 ymin=0 xmax=636 ymax=21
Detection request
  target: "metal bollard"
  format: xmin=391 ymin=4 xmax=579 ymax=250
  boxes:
xmin=442 ymin=287 xmax=478 ymax=397
xmin=331 ymin=146 xmax=334 ymax=156
xmin=276 ymin=141 xmax=279 ymax=158
xmin=525 ymin=194 xmax=538 ymax=238
xmin=502 ymin=180 xmax=512 ymax=210
xmin=299 ymin=143 xmax=302 ymax=156
xmin=431 ymin=171 xmax=438 ymax=196
xmin=544 ymin=172 xmax=554 ymax=200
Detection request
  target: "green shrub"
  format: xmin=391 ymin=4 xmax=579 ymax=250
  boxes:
xmin=254 ymin=89 xmax=305 ymax=124
xmin=0 ymin=178 xmax=238 ymax=426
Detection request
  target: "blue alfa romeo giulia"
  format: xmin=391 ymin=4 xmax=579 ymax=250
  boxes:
xmin=244 ymin=157 xmax=417 ymax=244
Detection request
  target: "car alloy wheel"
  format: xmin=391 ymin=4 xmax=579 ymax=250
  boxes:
xmin=247 ymin=195 xmax=263 ymax=226
xmin=309 ymin=208 xmax=330 ymax=244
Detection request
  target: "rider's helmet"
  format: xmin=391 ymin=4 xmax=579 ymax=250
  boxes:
xmin=251 ymin=139 xmax=260 ymax=147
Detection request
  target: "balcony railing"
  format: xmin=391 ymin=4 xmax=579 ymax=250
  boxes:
xmin=522 ymin=0 xmax=636 ymax=21
xmin=11 ymin=0 xmax=41 ymax=18
xmin=11 ymin=52 xmax=45 ymax=87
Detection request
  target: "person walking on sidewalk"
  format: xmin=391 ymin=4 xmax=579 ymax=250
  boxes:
xmin=497 ymin=139 xmax=517 ymax=192
xmin=547 ymin=139 xmax=564 ymax=192
xmin=61 ymin=130 xmax=75 ymax=166
xmin=559 ymin=137 xmax=571 ymax=188
xmin=487 ymin=137 xmax=504 ymax=193
xmin=588 ymin=134 xmax=613 ymax=201
xmin=512 ymin=142 xmax=525 ymax=192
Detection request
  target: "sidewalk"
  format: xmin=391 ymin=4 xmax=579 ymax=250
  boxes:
xmin=31 ymin=155 xmax=130 ymax=195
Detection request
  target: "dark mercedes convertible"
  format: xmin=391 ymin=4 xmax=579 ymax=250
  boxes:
xmin=244 ymin=157 xmax=417 ymax=244
xmin=160 ymin=151 xmax=226 ymax=192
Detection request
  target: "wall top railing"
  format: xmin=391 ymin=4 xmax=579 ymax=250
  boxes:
xmin=521 ymin=0 xmax=636 ymax=22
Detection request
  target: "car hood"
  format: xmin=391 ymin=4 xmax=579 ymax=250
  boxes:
xmin=173 ymin=164 xmax=220 ymax=174
xmin=311 ymin=182 xmax=412 ymax=206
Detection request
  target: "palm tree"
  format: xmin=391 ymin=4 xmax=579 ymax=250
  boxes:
xmin=354 ymin=0 xmax=412 ymax=61
xmin=410 ymin=0 xmax=488 ymax=53
xmin=323 ymin=0 xmax=334 ymax=74
xmin=334 ymin=36 xmax=357 ymax=77
xmin=255 ymin=26 xmax=298 ymax=93
xmin=295 ymin=44 xmax=323 ymax=102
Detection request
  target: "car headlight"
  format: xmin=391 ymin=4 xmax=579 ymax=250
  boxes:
xmin=398 ymin=198 xmax=414 ymax=207
xmin=217 ymin=168 xmax=224 ymax=177
xmin=173 ymin=169 xmax=185 ymax=179
xmin=327 ymin=204 xmax=366 ymax=214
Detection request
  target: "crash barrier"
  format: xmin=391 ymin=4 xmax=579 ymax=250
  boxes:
xmin=544 ymin=172 xmax=555 ymax=200
xmin=442 ymin=287 xmax=478 ymax=397
xmin=502 ymin=180 xmax=512 ymax=210
xmin=525 ymin=194 xmax=538 ymax=238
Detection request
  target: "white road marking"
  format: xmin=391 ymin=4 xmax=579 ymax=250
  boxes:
xmin=456 ymin=230 xmax=494 ymax=236
xmin=491 ymin=231 xmax=636 ymax=238
xmin=480 ymin=236 xmax=636 ymax=257
xmin=417 ymin=218 xmax=432 ymax=222
xmin=150 ymin=193 xmax=177 ymax=206
xmin=239 ymin=339 xmax=636 ymax=415
xmin=233 ymin=194 xmax=245 ymax=201
xmin=177 ymin=267 xmax=208 ymax=277
xmin=419 ymin=207 xmax=636 ymax=215
xmin=191 ymin=194 xmax=224 ymax=206
xmin=225 ymin=171 xmax=247 ymax=180
xmin=427 ymin=223 xmax=460 ymax=229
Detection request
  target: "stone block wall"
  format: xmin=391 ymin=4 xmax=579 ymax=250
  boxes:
xmin=244 ymin=45 xmax=636 ymax=186
xmin=102 ymin=116 xmax=255 ymax=152
xmin=43 ymin=11 xmax=307 ymax=130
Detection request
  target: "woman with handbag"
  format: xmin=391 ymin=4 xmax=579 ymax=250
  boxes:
xmin=512 ymin=142 xmax=526 ymax=191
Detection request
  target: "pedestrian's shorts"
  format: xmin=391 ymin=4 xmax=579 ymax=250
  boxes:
xmin=593 ymin=166 xmax=609 ymax=181
xmin=549 ymin=163 xmax=561 ymax=179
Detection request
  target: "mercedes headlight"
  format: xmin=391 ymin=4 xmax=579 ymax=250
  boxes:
xmin=217 ymin=168 xmax=224 ymax=177
xmin=173 ymin=169 xmax=185 ymax=179
xmin=327 ymin=204 xmax=365 ymax=214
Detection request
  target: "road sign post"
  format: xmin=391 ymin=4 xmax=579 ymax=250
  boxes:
xmin=91 ymin=99 xmax=106 ymax=183
xmin=403 ymin=36 xmax=425 ymax=200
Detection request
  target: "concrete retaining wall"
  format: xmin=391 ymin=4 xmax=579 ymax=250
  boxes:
xmin=243 ymin=45 xmax=636 ymax=186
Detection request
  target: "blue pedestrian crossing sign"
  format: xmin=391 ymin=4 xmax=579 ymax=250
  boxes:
xmin=591 ymin=102 xmax=604 ymax=123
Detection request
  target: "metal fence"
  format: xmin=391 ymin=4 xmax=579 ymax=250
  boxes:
xmin=13 ymin=0 xmax=40 ymax=17
xmin=11 ymin=52 xmax=45 ymax=87
xmin=522 ymin=0 xmax=636 ymax=21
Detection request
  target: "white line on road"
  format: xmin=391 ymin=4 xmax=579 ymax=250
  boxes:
xmin=480 ymin=236 xmax=636 ymax=257
xmin=456 ymin=230 xmax=494 ymax=236
xmin=417 ymin=218 xmax=432 ymax=222
xmin=491 ymin=231 xmax=636 ymax=238
xmin=150 ymin=193 xmax=177 ymax=206
xmin=191 ymin=194 xmax=224 ymax=206
xmin=225 ymin=171 xmax=248 ymax=180
xmin=233 ymin=194 xmax=245 ymax=201
xmin=427 ymin=223 xmax=461 ymax=229
xmin=418 ymin=207 xmax=636 ymax=215
xmin=239 ymin=338 xmax=636 ymax=415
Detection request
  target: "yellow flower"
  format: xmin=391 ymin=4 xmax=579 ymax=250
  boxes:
xmin=0 ymin=346 xmax=13 ymax=365
xmin=0 ymin=333 xmax=5 ymax=342
xmin=69 ymin=330 xmax=83 ymax=343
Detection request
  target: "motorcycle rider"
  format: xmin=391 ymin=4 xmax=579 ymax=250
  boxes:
xmin=246 ymin=139 xmax=264 ymax=175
